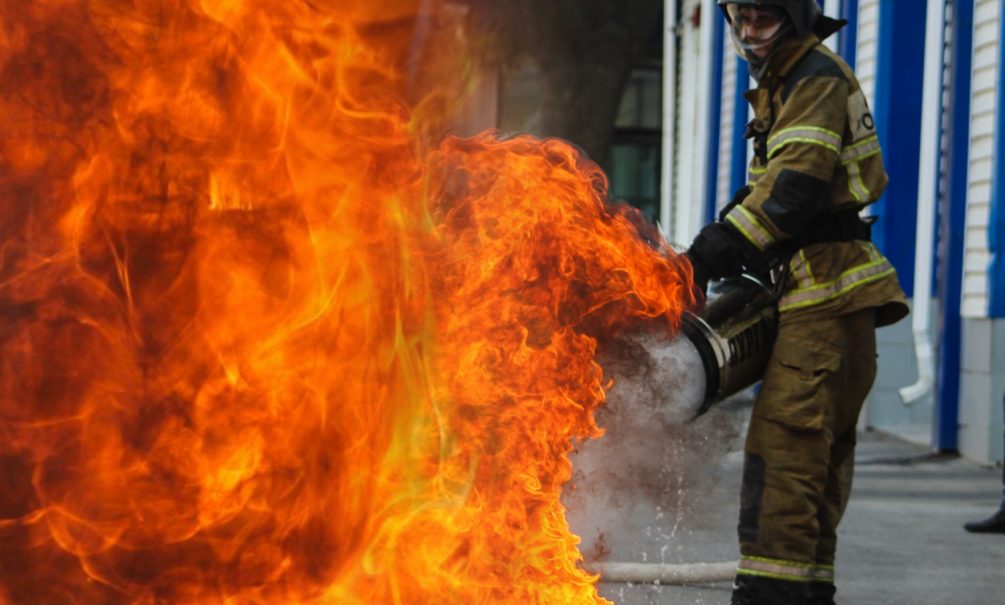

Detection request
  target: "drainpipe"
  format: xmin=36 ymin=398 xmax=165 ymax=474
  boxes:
xmin=898 ymin=0 xmax=944 ymax=405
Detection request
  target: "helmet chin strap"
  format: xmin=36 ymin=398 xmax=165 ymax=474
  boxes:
xmin=735 ymin=20 xmax=794 ymax=77
xmin=746 ymin=52 xmax=769 ymax=79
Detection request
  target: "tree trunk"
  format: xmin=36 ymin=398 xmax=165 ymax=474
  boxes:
xmin=469 ymin=0 xmax=662 ymax=165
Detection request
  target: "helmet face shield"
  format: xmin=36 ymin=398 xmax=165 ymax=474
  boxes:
xmin=725 ymin=4 xmax=791 ymax=59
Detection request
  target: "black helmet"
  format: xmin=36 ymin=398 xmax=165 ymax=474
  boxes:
xmin=718 ymin=0 xmax=821 ymax=38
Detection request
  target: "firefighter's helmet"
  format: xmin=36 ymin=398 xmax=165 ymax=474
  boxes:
xmin=717 ymin=0 xmax=822 ymax=38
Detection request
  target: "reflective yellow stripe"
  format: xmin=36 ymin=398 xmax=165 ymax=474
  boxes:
xmin=846 ymin=160 xmax=869 ymax=203
xmin=738 ymin=556 xmax=816 ymax=582
xmin=726 ymin=205 xmax=775 ymax=250
xmin=779 ymin=257 xmax=896 ymax=312
xmin=840 ymin=135 xmax=881 ymax=164
xmin=790 ymin=249 xmax=814 ymax=289
xmin=748 ymin=164 xmax=767 ymax=183
xmin=860 ymin=240 xmax=882 ymax=261
xmin=812 ymin=564 xmax=835 ymax=583
xmin=767 ymin=126 xmax=842 ymax=158
xmin=736 ymin=569 xmax=815 ymax=583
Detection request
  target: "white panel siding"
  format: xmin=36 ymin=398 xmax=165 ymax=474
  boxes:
xmin=822 ymin=0 xmax=841 ymax=52
xmin=856 ymin=0 xmax=881 ymax=107
xmin=854 ymin=1 xmax=880 ymax=225
xmin=969 ymin=180 xmax=992 ymax=203
xmin=673 ymin=1 xmax=699 ymax=241
xmin=672 ymin=0 xmax=707 ymax=244
xmin=964 ymin=251 xmax=991 ymax=292
xmin=716 ymin=34 xmax=736 ymax=216
xmin=971 ymin=88 xmax=996 ymax=115
xmin=965 ymin=227 xmax=990 ymax=250
xmin=962 ymin=0 xmax=999 ymax=318
xmin=968 ymin=131 xmax=992 ymax=164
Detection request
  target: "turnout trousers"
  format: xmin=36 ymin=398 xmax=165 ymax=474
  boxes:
xmin=731 ymin=308 xmax=876 ymax=604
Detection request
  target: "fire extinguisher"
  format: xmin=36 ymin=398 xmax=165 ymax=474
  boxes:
xmin=678 ymin=273 xmax=779 ymax=418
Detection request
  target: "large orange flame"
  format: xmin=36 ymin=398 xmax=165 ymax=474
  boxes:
xmin=0 ymin=1 xmax=695 ymax=603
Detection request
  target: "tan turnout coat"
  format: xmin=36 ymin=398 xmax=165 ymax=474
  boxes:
xmin=725 ymin=34 xmax=908 ymax=326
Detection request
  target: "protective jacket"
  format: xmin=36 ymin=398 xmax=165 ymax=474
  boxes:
xmin=722 ymin=34 xmax=908 ymax=326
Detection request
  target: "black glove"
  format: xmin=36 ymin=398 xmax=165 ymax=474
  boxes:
xmin=686 ymin=221 xmax=748 ymax=287
xmin=718 ymin=185 xmax=752 ymax=222
xmin=684 ymin=250 xmax=711 ymax=296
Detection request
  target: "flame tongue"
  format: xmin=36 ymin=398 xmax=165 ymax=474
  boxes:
xmin=0 ymin=1 xmax=694 ymax=603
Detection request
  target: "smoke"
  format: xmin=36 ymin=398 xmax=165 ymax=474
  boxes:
xmin=563 ymin=330 xmax=749 ymax=565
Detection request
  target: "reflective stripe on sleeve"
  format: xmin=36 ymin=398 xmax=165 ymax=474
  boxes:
xmin=840 ymin=135 xmax=881 ymax=164
xmin=725 ymin=205 xmax=776 ymax=250
xmin=737 ymin=556 xmax=817 ymax=583
xmin=779 ymin=257 xmax=896 ymax=312
xmin=767 ymin=126 xmax=842 ymax=158
xmin=811 ymin=564 xmax=835 ymax=583
xmin=846 ymin=161 xmax=870 ymax=203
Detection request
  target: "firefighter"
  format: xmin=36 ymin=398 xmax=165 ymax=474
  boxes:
xmin=684 ymin=1 xmax=909 ymax=603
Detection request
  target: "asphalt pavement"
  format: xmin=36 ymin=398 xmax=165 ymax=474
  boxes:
xmin=568 ymin=403 xmax=1005 ymax=605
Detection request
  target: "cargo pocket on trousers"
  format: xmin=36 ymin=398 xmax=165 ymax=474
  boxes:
xmin=754 ymin=340 xmax=841 ymax=431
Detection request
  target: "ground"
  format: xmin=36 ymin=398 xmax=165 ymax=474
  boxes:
xmin=572 ymin=406 xmax=1005 ymax=604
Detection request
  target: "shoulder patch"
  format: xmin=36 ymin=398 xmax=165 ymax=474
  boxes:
xmin=847 ymin=89 xmax=876 ymax=141
xmin=782 ymin=48 xmax=848 ymax=103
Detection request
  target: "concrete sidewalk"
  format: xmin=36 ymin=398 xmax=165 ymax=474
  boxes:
xmin=576 ymin=412 xmax=1005 ymax=604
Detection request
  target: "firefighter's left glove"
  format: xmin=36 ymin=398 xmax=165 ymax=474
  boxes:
xmin=685 ymin=251 xmax=710 ymax=296
xmin=685 ymin=221 xmax=748 ymax=295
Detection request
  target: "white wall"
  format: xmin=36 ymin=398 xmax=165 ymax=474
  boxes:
xmin=958 ymin=0 xmax=1004 ymax=465
xmin=716 ymin=38 xmax=737 ymax=217
xmin=669 ymin=0 xmax=716 ymax=245
xmin=822 ymin=0 xmax=841 ymax=52
xmin=962 ymin=0 xmax=999 ymax=318
xmin=855 ymin=0 xmax=881 ymax=107
xmin=671 ymin=0 xmax=700 ymax=243
xmin=959 ymin=318 xmax=1005 ymax=464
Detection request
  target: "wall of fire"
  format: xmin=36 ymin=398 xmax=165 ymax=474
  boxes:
xmin=666 ymin=0 xmax=1005 ymax=464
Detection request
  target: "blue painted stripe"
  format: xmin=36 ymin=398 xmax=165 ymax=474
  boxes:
xmin=839 ymin=0 xmax=859 ymax=68
xmin=704 ymin=11 xmax=725 ymax=224
xmin=729 ymin=57 xmax=749 ymax=200
xmin=871 ymin=0 xmax=926 ymax=294
xmin=990 ymin=0 xmax=1005 ymax=316
xmin=935 ymin=0 xmax=972 ymax=452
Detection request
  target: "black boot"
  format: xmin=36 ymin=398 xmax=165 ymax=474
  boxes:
xmin=805 ymin=581 xmax=836 ymax=605
xmin=964 ymin=509 xmax=1005 ymax=533
xmin=730 ymin=574 xmax=807 ymax=605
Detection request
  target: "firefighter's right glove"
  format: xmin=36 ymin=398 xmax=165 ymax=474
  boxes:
xmin=685 ymin=221 xmax=748 ymax=295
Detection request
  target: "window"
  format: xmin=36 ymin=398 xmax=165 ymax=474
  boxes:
xmin=607 ymin=67 xmax=662 ymax=223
